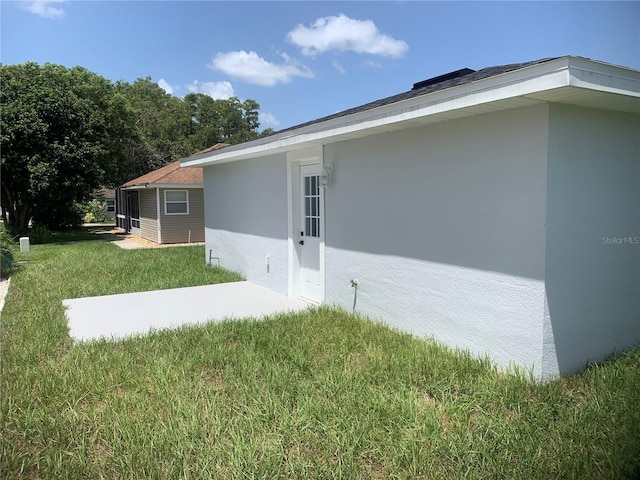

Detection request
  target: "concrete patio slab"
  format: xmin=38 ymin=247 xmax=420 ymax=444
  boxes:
xmin=108 ymin=236 xmax=147 ymax=250
xmin=64 ymin=281 xmax=310 ymax=342
xmin=95 ymin=228 xmax=147 ymax=249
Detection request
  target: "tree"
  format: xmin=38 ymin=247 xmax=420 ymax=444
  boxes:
xmin=185 ymin=93 xmax=224 ymax=149
xmin=184 ymin=94 xmax=264 ymax=151
xmin=1 ymin=62 xmax=271 ymax=234
xmin=0 ymin=62 xmax=134 ymax=233
xmin=114 ymin=78 xmax=193 ymax=183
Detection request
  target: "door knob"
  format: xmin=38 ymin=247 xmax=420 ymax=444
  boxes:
xmin=299 ymin=240 xmax=304 ymax=245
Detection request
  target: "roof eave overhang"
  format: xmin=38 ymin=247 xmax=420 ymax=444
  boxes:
xmin=120 ymin=183 xmax=204 ymax=190
xmin=181 ymin=56 xmax=640 ymax=168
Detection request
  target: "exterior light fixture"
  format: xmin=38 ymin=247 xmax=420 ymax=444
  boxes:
xmin=320 ymin=164 xmax=334 ymax=187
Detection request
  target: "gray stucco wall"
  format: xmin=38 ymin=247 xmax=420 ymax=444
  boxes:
xmin=203 ymin=154 xmax=289 ymax=293
xmin=199 ymin=101 xmax=638 ymax=379
xmin=323 ymin=104 xmax=550 ymax=376
xmin=544 ymin=104 xmax=640 ymax=376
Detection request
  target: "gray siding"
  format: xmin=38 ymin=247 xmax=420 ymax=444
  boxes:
xmin=159 ymin=188 xmax=205 ymax=243
xmin=139 ymin=189 xmax=158 ymax=243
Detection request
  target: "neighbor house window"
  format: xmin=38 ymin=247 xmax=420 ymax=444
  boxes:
xmin=164 ymin=190 xmax=189 ymax=215
xmin=106 ymin=200 xmax=115 ymax=213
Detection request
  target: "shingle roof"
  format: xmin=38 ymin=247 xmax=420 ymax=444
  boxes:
xmin=272 ymin=57 xmax=560 ymax=136
xmin=182 ymin=56 xmax=579 ymax=167
xmin=121 ymin=161 xmax=203 ymax=188
xmin=98 ymin=187 xmax=115 ymax=199
xmin=194 ymin=142 xmax=231 ymax=155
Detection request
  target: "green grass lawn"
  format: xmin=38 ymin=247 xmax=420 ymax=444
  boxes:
xmin=1 ymin=234 xmax=639 ymax=479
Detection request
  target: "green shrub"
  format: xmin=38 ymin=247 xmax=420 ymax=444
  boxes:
xmin=32 ymin=202 xmax=84 ymax=231
xmin=80 ymin=199 xmax=108 ymax=223
xmin=0 ymin=230 xmax=16 ymax=276
xmin=29 ymin=225 xmax=52 ymax=245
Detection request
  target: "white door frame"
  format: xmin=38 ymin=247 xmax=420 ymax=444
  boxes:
xmin=287 ymin=146 xmax=325 ymax=302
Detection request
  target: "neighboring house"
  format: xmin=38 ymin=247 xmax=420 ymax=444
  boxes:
xmin=102 ymin=188 xmax=116 ymax=222
xmin=181 ymin=56 xmax=640 ymax=380
xmin=116 ymin=159 xmax=209 ymax=244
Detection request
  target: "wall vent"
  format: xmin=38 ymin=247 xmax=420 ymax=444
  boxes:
xmin=412 ymin=68 xmax=476 ymax=90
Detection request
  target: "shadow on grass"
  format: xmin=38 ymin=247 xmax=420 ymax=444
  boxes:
xmin=37 ymin=225 xmax=116 ymax=245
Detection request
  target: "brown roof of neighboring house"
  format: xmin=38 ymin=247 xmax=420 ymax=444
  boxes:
xmin=122 ymin=144 xmax=229 ymax=188
xmin=194 ymin=142 xmax=230 ymax=155
xmin=122 ymin=144 xmax=230 ymax=188
xmin=121 ymin=161 xmax=203 ymax=188
xmin=98 ymin=187 xmax=116 ymax=198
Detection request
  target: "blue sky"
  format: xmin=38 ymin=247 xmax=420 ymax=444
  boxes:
xmin=2 ymin=1 xmax=639 ymax=130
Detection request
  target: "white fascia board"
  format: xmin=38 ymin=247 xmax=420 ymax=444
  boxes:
xmin=181 ymin=57 xmax=639 ymax=168
xmin=121 ymin=183 xmax=203 ymax=190
xmin=567 ymin=57 xmax=640 ymax=97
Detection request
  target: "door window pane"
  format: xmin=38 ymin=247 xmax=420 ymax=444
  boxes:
xmin=303 ymin=175 xmax=320 ymax=238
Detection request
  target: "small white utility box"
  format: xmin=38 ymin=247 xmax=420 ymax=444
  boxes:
xmin=19 ymin=237 xmax=30 ymax=253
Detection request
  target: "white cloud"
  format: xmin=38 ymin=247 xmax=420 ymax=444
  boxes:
xmin=363 ymin=59 xmax=383 ymax=69
xmin=210 ymin=50 xmax=314 ymax=87
xmin=287 ymin=14 xmax=409 ymax=58
xmin=157 ymin=78 xmax=176 ymax=95
xmin=259 ymin=112 xmax=280 ymax=128
xmin=19 ymin=0 xmax=65 ymax=19
xmin=186 ymin=80 xmax=235 ymax=99
xmin=332 ymin=60 xmax=346 ymax=75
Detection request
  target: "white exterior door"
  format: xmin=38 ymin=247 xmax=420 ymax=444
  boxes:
xmin=298 ymin=164 xmax=323 ymax=302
